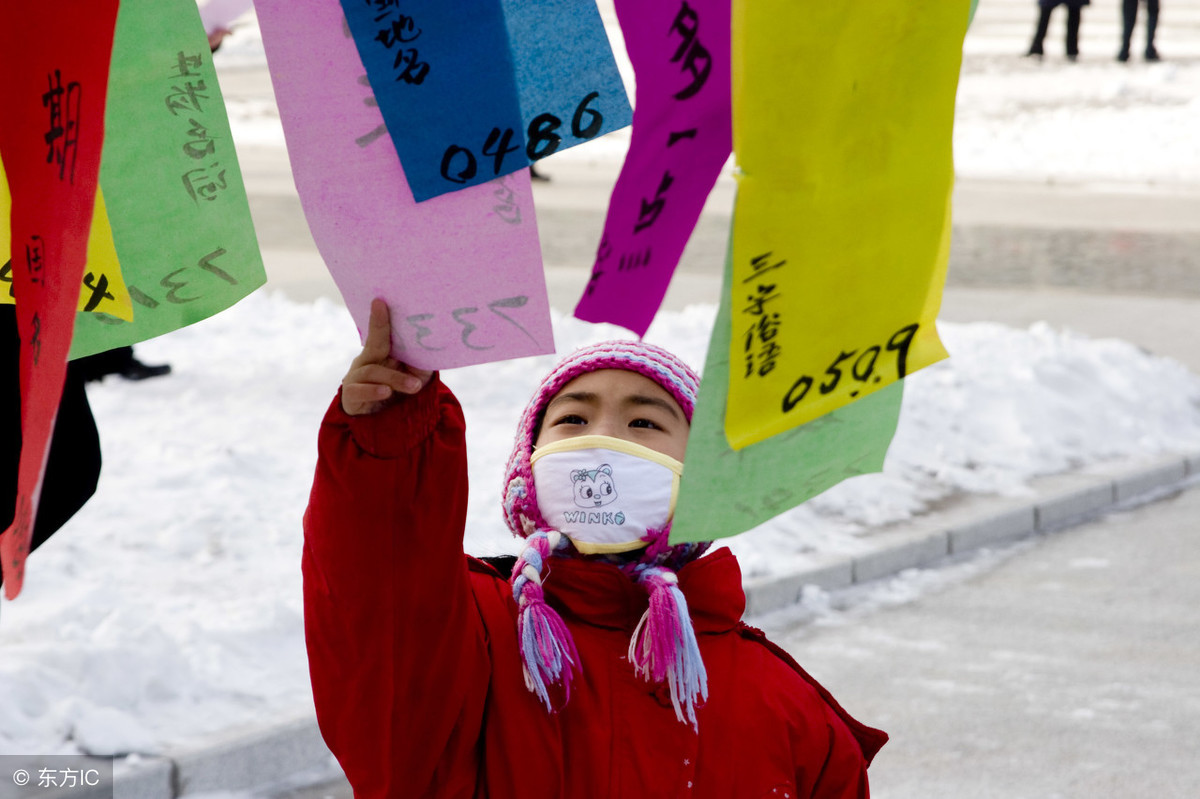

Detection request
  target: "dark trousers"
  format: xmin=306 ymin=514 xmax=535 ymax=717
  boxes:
xmin=1 ymin=306 xmax=102 ymax=589
xmin=1121 ymin=0 xmax=1160 ymax=55
xmin=1030 ymin=5 xmax=1083 ymax=56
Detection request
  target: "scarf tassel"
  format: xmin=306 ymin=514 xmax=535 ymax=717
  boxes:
xmin=627 ymin=573 xmax=709 ymax=728
xmin=513 ymin=532 xmax=579 ymax=711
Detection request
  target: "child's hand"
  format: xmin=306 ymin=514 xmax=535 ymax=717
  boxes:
xmin=341 ymin=299 xmax=434 ymax=416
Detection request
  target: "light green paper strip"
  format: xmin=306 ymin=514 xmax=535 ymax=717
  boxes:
xmin=69 ymin=0 xmax=265 ymax=359
xmin=671 ymin=238 xmax=903 ymax=544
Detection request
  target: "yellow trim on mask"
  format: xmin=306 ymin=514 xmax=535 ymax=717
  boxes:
xmin=532 ymin=435 xmax=683 ymax=547
xmin=571 ymin=538 xmax=651 ymax=556
xmin=531 ymin=435 xmax=684 ymax=475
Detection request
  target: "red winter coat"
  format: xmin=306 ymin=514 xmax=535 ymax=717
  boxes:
xmin=303 ymin=377 xmax=887 ymax=799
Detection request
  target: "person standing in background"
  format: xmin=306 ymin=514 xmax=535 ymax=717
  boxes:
xmin=0 ymin=306 xmax=102 ymax=598
xmin=1118 ymin=0 xmax=1161 ymax=61
xmin=1027 ymin=0 xmax=1091 ymax=61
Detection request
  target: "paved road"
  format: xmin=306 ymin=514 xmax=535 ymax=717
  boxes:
xmin=276 ymin=481 xmax=1200 ymax=799
xmin=227 ymin=6 xmax=1200 ymax=796
xmin=760 ymin=480 xmax=1200 ymax=799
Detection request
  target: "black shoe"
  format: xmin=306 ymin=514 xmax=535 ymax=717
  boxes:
xmin=1117 ymin=49 xmax=1130 ymax=62
xmin=1026 ymin=43 xmax=1044 ymax=57
xmin=1066 ymin=53 xmax=1078 ymax=62
xmin=120 ymin=359 xmax=171 ymax=381
xmin=529 ymin=165 xmax=550 ymax=182
xmin=1145 ymin=47 xmax=1161 ymax=61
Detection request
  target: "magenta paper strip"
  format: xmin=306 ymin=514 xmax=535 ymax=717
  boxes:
xmin=257 ymin=0 xmax=553 ymax=369
xmin=573 ymin=0 xmax=731 ymax=337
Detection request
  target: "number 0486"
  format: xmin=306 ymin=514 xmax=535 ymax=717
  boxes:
xmin=439 ymin=92 xmax=603 ymax=184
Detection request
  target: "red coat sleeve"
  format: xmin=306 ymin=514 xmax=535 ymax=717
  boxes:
xmin=302 ymin=378 xmax=489 ymax=799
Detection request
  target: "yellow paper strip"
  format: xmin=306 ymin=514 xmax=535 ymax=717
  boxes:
xmin=1 ymin=157 xmax=132 ymax=320
xmin=725 ymin=0 xmax=969 ymax=450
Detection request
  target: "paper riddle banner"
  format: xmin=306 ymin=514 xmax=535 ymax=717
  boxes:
xmin=341 ymin=0 xmax=632 ymax=202
xmin=725 ymin=0 xmax=969 ymax=450
xmin=574 ymin=0 xmax=731 ymax=337
xmin=0 ymin=0 xmax=119 ymax=599
xmin=259 ymin=0 xmax=554 ymax=370
xmin=69 ymin=0 xmax=267 ymax=360
xmin=1 ymin=164 xmax=132 ymax=321
xmin=670 ymin=240 xmax=901 ymax=545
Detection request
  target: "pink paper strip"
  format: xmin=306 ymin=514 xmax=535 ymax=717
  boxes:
xmin=573 ymin=0 xmax=731 ymax=337
xmin=0 ymin=1 xmax=119 ymax=599
xmin=257 ymin=0 xmax=554 ymax=369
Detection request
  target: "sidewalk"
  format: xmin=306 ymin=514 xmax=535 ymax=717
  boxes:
xmin=100 ymin=7 xmax=1200 ymax=796
xmin=116 ymin=143 xmax=1200 ymax=797
xmin=107 ymin=452 xmax=1200 ymax=799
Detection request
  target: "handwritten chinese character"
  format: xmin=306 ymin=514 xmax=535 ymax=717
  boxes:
xmin=171 ymin=51 xmax=204 ymax=78
xmin=165 ymin=79 xmax=209 ymax=116
xmin=366 ymin=6 xmax=429 ymax=85
xmin=183 ymin=118 xmax=217 ymax=159
xmin=375 ymin=15 xmax=422 ymax=44
xmin=82 ymin=272 xmax=115 ymax=312
xmin=634 ymin=171 xmax=674 ymax=233
xmin=182 ymin=164 xmax=228 ymax=202
xmin=29 ymin=311 xmax=41 ymax=366
xmin=368 ymin=0 xmax=402 ymax=22
xmin=43 ymin=69 xmax=82 ymax=182
xmin=744 ymin=251 xmax=787 ymax=283
xmin=25 ymin=235 xmax=44 ymax=286
xmin=391 ymin=48 xmax=429 ymax=84
xmin=741 ymin=283 xmax=782 ymax=378
xmin=742 ymin=282 xmax=780 ymax=316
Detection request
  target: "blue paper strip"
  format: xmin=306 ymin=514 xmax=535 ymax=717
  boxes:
xmin=341 ymin=0 xmax=632 ymax=202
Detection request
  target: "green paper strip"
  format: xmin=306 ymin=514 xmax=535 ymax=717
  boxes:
xmin=69 ymin=0 xmax=265 ymax=359
xmin=671 ymin=237 xmax=903 ymax=544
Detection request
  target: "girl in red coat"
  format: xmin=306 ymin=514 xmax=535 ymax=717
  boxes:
xmin=303 ymin=299 xmax=887 ymax=798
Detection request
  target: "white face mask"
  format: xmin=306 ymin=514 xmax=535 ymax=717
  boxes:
xmin=530 ymin=435 xmax=683 ymax=555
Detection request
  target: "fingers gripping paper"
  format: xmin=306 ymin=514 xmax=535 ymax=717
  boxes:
xmin=574 ymin=0 xmax=731 ymax=337
xmin=258 ymin=0 xmax=554 ymax=369
xmin=724 ymin=0 xmax=969 ymax=450
xmin=0 ymin=1 xmax=119 ymax=599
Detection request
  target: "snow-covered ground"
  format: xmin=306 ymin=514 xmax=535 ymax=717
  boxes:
xmin=2 ymin=6 xmax=1200 ymax=759
xmin=211 ymin=3 xmax=1200 ymax=188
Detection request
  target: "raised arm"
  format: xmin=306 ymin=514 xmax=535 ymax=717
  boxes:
xmin=303 ymin=299 xmax=489 ymax=798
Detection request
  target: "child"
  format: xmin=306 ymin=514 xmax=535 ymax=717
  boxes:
xmin=303 ymin=299 xmax=887 ymax=798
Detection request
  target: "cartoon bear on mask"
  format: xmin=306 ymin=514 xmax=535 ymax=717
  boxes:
xmin=570 ymin=465 xmax=617 ymax=509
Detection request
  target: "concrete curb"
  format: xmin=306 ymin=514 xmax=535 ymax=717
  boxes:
xmin=742 ymin=450 xmax=1200 ymax=616
xmin=113 ymin=451 xmax=1200 ymax=798
xmin=113 ymin=714 xmax=337 ymax=799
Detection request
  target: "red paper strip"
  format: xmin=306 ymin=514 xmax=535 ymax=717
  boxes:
xmin=0 ymin=1 xmax=119 ymax=599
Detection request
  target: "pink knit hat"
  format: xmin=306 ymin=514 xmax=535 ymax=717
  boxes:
xmin=501 ymin=340 xmax=710 ymax=726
